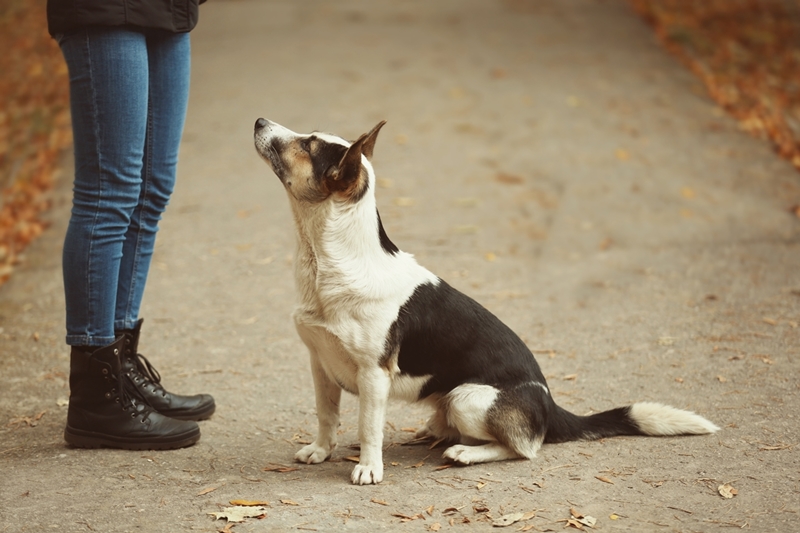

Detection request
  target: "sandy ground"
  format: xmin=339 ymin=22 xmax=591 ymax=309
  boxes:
xmin=2 ymin=0 xmax=799 ymax=531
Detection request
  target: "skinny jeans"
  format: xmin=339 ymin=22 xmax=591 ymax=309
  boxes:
xmin=57 ymin=27 xmax=190 ymax=346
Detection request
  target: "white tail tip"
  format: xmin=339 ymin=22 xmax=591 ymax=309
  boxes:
xmin=629 ymin=402 xmax=720 ymax=436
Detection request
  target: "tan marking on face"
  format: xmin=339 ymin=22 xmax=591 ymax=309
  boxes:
xmin=281 ymin=138 xmax=331 ymax=203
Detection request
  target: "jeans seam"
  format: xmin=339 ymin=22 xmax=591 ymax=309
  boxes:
xmin=85 ymin=28 xmax=104 ymax=343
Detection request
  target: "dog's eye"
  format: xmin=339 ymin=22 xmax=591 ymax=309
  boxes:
xmin=300 ymin=137 xmax=314 ymax=152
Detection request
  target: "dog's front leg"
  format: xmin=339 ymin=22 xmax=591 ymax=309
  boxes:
xmin=295 ymin=352 xmax=342 ymax=465
xmin=351 ymin=366 xmax=390 ymax=485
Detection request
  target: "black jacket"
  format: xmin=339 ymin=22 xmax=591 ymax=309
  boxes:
xmin=47 ymin=0 xmax=203 ymax=36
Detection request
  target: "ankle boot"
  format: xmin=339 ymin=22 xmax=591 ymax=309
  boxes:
xmin=117 ymin=319 xmax=216 ymax=421
xmin=64 ymin=337 xmax=200 ymax=450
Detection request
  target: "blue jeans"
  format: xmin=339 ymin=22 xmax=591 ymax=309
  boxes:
xmin=58 ymin=27 xmax=191 ymax=346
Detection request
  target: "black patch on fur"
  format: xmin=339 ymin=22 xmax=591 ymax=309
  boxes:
xmin=384 ymin=280 xmax=648 ymax=445
xmin=385 ymin=280 xmax=549 ymax=396
xmin=377 ymin=210 xmax=399 ymax=255
xmin=309 ymin=136 xmax=369 ymax=203
xmin=309 ymin=137 xmax=347 ymax=187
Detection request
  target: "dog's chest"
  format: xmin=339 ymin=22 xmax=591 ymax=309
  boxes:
xmin=294 ymin=316 xmax=386 ymax=395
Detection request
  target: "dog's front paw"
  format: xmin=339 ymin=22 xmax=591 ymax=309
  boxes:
xmin=295 ymin=442 xmax=334 ymax=465
xmin=350 ymin=462 xmax=383 ymax=485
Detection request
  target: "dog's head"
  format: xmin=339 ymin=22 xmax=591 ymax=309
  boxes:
xmin=254 ymin=118 xmax=385 ymax=205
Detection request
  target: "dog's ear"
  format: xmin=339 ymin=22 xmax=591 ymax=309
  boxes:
xmin=325 ymin=134 xmax=368 ymax=194
xmin=360 ymin=120 xmax=386 ymax=160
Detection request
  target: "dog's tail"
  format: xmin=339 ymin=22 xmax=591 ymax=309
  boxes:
xmin=544 ymin=401 xmax=719 ymax=444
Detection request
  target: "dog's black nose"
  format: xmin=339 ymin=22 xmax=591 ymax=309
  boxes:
xmin=255 ymin=118 xmax=268 ymax=131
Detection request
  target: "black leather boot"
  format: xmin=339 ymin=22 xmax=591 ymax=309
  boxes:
xmin=117 ymin=319 xmax=216 ymax=421
xmin=65 ymin=337 xmax=200 ymax=450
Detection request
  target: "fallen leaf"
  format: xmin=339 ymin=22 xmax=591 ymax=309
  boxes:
xmin=262 ymin=464 xmax=299 ymax=473
xmin=563 ymin=374 xmax=577 ymax=381
xmin=429 ymin=523 xmax=442 ymax=532
xmin=426 ymin=505 xmax=435 ymax=516
xmin=229 ymin=500 xmax=269 ymax=507
xmin=718 ymin=483 xmax=738 ymax=499
xmin=280 ymin=499 xmax=300 ymax=506
xmin=716 ymin=375 xmax=727 ymax=383
xmin=595 ymin=475 xmax=614 ymax=484
xmin=344 ymin=456 xmax=360 ymax=463
xmin=609 ymin=514 xmax=619 ymax=520
xmin=197 ymin=486 xmax=218 ymax=496
xmin=762 ymin=317 xmax=778 ymax=325
xmin=370 ymin=498 xmax=389 ymax=506
xmin=393 ymin=197 xmax=414 ymax=207
xmin=495 ymin=172 xmax=524 ymax=185
xmin=208 ymin=506 xmax=268 ymax=523
xmin=492 ymin=512 xmax=525 ymax=527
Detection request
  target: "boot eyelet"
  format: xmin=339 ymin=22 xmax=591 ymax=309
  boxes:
xmin=101 ymin=368 xmax=108 ymax=375
xmin=113 ymin=348 xmax=119 ymax=355
xmin=104 ymin=392 xmax=111 ymax=399
xmin=131 ymin=412 xmax=136 ymax=418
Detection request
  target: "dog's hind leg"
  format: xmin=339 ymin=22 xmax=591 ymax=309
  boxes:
xmin=295 ymin=351 xmax=342 ymax=465
xmin=442 ymin=383 xmax=546 ymax=465
xmin=351 ymin=366 xmax=392 ymax=485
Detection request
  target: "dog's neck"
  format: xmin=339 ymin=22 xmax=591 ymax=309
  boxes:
xmin=290 ymin=176 xmax=393 ymax=307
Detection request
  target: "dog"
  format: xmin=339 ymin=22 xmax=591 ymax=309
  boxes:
xmin=253 ymin=118 xmax=719 ymax=485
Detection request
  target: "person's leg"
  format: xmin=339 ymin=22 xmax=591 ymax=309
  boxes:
xmin=60 ymin=27 xmax=149 ymax=347
xmin=114 ymin=30 xmax=191 ymax=329
xmin=111 ymin=30 xmax=216 ymax=421
xmin=58 ymin=27 xmax=201 ymax=449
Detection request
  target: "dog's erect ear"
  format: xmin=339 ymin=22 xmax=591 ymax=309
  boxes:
xmin=325 ymin=134 xmax=368 ymax=193
xmin=360 ymin=120 xmax=386 ymax=160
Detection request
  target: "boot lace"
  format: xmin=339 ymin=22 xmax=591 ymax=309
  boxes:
xmin=127 ymin=353 xmax=167 ymax=397
xmin=113 ymin=366 xmax=153 ymax=423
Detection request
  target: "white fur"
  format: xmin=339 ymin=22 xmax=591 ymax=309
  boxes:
xmin=629 ymin=402 xmax=720 ymax=435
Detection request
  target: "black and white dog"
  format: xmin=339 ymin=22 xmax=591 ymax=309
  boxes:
xmin=253 ymin=118 xmax=719 ymax=485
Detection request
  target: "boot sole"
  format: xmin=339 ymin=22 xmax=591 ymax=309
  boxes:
xmin=64 ymin=425 xmax=200 ymax=450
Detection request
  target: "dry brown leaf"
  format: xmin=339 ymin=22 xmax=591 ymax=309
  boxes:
xmin=393 ymin=197 xmax=414 ymax=207
xmin=718 ymin=483 xmax=738 ymax=499
xmin=492 ymin=512 xmax=525 ymax=527
xmin=595 ymin=475 xmax=614 ymax=484
xmin=495 ymin=172 xmax=525 ymax=185
xmin=429 ymin=523 xmax=442 ymax=532
xmin=229 ymin=500 xmax=270 ymax=507
xmin=208 ymin=506 xmax=268 ymax=523
xmin=262 ymin=464 xmax=299 ymax=473
xmin=196 ymin=486 xmax=218 ymax=496
xmin=280 ymin=499 xmax=300 ymax=506
xmin=426 ymin=505 xmax=435 ymax=516
xmin=762 ymin=317 xmax=778 ymax=325
xmin=370 ymin=498 xmax=389 ymax=506
xmin=344 ymin=456 xmax=360 ymax=463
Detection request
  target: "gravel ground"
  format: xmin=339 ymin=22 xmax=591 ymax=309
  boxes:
xmin=2 ymin=1 xmax=799 ymax=531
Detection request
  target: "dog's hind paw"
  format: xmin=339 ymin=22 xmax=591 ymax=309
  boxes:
xmin=351 ymin=462 xmax=383 ymax=485
xmin=295 ymin=442 xmax=333 ymax=464
xmin=443 ymin=443 xmax=521 ymax=465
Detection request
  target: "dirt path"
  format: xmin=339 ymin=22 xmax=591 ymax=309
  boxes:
xmin=2 ymin=1 xmax=799 ymax=531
